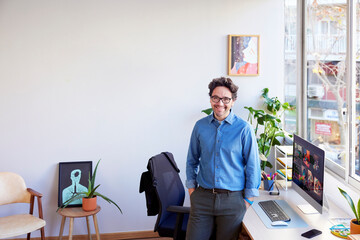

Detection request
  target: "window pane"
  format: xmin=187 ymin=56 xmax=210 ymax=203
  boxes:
xmin=355 ymin=0 xmax=360 ymax=176
xmin=284 ymin=0 xmax=297 ymax=134
xmin=305 ymin=0 xmax=347 ymax=168
xmin=321 ymin=21 xmax=328 ymax=35
xmin=329 ymin=21 xmax=337 ymax=35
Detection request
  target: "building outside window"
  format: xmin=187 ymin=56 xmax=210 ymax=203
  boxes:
xmin=284 ymin=0 xmax=360 ymax=181
xmin=284 ymin=0 xmax=297 ymax=135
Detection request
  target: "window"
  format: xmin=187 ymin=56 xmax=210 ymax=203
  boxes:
xmin=284 ymin=0 xmax=360 ymax=184
xmin=320 ymin=21 xmax=328 ymax=35
xmin=353 ymin=0 xmax=360 ymax=180
xmin=284 ymin=0 xmax=297 ymax=135
xmin=305 ymin=0 xmax=347 ymax=172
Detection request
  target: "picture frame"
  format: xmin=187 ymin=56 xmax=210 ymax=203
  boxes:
xmin=58 ymin=161 xmax=92 ymax=207
xmin=228 ymin=35 xmax=260 ymax=76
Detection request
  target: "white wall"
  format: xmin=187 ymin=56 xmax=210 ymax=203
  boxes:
xmin=0 ymin=0 xmax=284 ymax=237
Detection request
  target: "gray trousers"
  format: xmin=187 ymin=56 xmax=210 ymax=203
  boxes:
xmin=186 ymin=187 xmax=247 ymax=240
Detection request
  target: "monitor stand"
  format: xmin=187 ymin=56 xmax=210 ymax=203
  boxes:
xmin=297 ymin=204 xmax=319 ymax=214
xmin=296 ymin=195 xmax=329 ymax=214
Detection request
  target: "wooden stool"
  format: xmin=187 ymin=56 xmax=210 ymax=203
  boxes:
xmin=58 ymin=206 xmax=101 ymax=240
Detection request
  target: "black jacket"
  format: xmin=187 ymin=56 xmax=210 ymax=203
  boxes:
xmin=139 ymin=152 xmax=180 ymax=216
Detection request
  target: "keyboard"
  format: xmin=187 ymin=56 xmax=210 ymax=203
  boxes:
xmin=258 ymin=200 xmax=291 ymax=222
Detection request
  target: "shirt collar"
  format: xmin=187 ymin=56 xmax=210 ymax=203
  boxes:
xmin=208 ymin=109 xmax=235 ymax=125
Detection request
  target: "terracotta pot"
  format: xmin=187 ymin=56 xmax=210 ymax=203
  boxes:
xmin=350 ymin=219 xmax=360 ymax=234
xmin=82 ymin=196 xmax=97 ymax=211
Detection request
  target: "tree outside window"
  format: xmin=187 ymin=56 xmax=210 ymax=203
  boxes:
xmin=284 ymin=0 xmax=360 ymax=176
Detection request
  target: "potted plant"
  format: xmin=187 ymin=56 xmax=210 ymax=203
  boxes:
xmin=338 ymin=187 xmax=360 ymax=234
xmin=57 ymin=159 xmax=122 ymax=213
xmin=244 ymin=88 xmax=295 ymax=171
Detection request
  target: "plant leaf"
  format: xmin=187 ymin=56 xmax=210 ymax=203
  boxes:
xmin=339 ymin=187 xmax=359 ymax=221
xmin=56 ymin=192 xmax=87 ymax=212
xmin=265 ymin=161 xmax=273 ymax=168
xmin=202 ymin=108 xmax=213 ymax=115
xmin=88 ymin=184 xmax=101 ymax=198
xmin=94 ymin=192 xmax=123 ymax=214
xmin=246 ymin=87 xmax=296 ymax=170
xmin=358 ymin=199 xmax=360 ymax=224
xmin=91 ymin=159 xmax=101 ymax=191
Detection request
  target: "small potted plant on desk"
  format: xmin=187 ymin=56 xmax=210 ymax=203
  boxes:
xmin=339 ymin=187 xmax=360 ymax=234
xmin=57 ymin=159 xmax=122 ymax=213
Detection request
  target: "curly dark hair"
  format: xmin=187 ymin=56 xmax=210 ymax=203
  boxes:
xmin=208 ymin=77 xmax=239 ymax=100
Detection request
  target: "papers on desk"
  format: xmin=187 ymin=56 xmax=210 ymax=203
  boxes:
xmin=277 ymin=145 xmax=293 ymax=156
xmin=329 ymin=218 xmax=351 ymax=239
xmin=329 ymin=224 xmax=350 ymax=239
xmin=276 ymin=157 xmax=292 ymax=168
xmin=277 ymin=169 xmax=292 ymax=180
xmin=329 ymin=217 xmax=351 ymax=227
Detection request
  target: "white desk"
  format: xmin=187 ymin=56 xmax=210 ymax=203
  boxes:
xmin=242 ymin=187 xmax=350 ymax=240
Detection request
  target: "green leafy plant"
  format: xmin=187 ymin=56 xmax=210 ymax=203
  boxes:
xmin=57 ymin=159 xmax=122 ymax=213
xmin=202 ymin=108 xmax=213 ymax=115
xmin=339 ymin=187 xmax=360 ymax=224
xmin=244 ymin=88 xmax=295 ymax=171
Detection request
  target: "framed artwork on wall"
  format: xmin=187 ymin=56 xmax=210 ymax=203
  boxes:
xmin=58 ymin=161 xmax=92 ymax=207
xmin=228 ymin=35 xmax=260 ymax=76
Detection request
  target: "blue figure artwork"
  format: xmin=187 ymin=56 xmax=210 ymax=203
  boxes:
xmin=62 ymin=169 xmax=88 ymax=204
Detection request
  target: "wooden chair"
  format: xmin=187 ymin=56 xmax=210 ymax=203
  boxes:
xmin=0 ymin=172 xmax=46 ymax=240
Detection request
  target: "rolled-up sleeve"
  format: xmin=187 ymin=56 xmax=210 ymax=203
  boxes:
xmin=242 ymin=125 xmax=261 ymax=198
xmin=186 ymin=124 xmax=200 ymax=189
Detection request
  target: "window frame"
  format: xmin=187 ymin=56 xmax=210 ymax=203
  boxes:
xmin=295 ymin=0 xmax=358 ymax=187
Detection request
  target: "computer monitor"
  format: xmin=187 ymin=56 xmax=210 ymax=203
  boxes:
xmin=292 ymin=134 xmax=325 ymax=214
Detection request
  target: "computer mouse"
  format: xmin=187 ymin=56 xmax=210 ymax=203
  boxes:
xmin=271 ymin=221 xmax=289 ymax=226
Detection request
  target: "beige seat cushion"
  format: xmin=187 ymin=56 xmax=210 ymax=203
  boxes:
xmin=0 ymin=214 xmax=46 ymax=238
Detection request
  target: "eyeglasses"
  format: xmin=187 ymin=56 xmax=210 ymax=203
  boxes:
xmin=210 ymin=96 xmax=232 ymax=104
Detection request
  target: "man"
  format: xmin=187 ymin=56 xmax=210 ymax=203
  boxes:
xmin=185 ymin=77 xmax=261 ymax=240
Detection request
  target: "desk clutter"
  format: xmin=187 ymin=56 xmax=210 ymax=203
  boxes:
xmin=328 ymin=218 xmax=351 ymax=239
xmin=275 ymin=145 xmax=293 ymax=191
xmin=262 ymin=171 xmax=277 ymax=191
xmin=329 ymin=224 xmax=350 ymax=238
xmin=276 ymin=168 xmax=292 ymax=181
xmin=276 ymin=157 xmax=293 ymax=168
xmin=275 ymin=148 xmax=293 ymax=181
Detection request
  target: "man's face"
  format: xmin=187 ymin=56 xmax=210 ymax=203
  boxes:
xmin=210 ymin=86 xmax=235 ymax=121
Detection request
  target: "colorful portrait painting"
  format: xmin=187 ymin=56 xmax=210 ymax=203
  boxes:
xmin=228 ymin=35 xmax=259 ymax=76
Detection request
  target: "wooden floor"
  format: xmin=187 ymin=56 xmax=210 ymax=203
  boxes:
xmin=131 ymin=238 xmax=172 ymax=240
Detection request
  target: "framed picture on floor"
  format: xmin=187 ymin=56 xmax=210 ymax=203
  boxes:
xmin=228 ymin=35 xmax=260 ymax=76
xmin=58 ymin=161 xmax=92 ymax=207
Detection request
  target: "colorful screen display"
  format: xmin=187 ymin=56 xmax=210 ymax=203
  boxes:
xmin=292 ymin=135 xmax=325 ymax=209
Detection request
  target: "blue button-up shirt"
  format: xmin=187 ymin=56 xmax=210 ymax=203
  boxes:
xmin=185 ymin=110 xmax=261 ymax=198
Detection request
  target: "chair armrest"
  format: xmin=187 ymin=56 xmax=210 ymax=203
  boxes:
xmin=167 ymin=206 xmax=190 ymax=240
xmin=167 ymin=205 xmax=190 ymax=214
xmin=27 ymin=188 xmax=43 ymax=198
xmin=27 ymin=188 xmax=44 ymax=220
